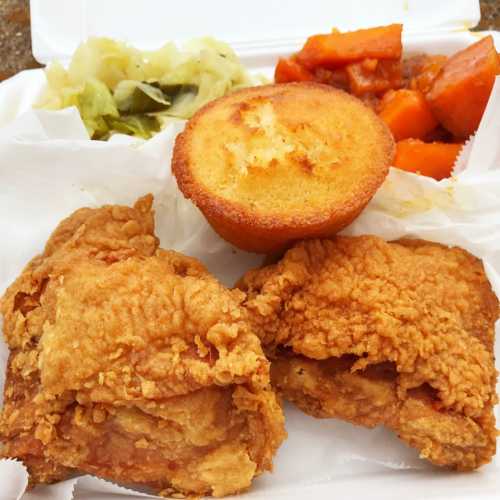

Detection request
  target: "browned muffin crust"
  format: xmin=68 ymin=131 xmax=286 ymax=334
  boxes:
xmin=173 ymin=82 xmax=394 ymax=253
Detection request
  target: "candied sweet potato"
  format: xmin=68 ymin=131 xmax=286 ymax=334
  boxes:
xmin=275 ymin=57 xmax=315 ymax=83
xmin=359 ymin=93 xmax=380 ymax=111
xmin=296 ymin=24 xmax=402 ymax=69
xmin=394 ymin=139 xmax=462 ymax=180
xmin=427 ymin=36 xmax=500 ymax=138
xmin=346 ymin=58 xmax=402 ymax=96
xmin=379 ymin=89 xmax=438 ymax=140
xmin=313 ymin=67 xmax=350 ymax=91
xmin=403 ymin=55 xmax=431 ymax=81
xmin=406 ymin=55 xmax=448 ymax=93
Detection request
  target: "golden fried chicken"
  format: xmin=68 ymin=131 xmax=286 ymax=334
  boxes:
xmin=238 ymin=236 xmax=498 ymax=470
xmin=0 ymin=195 xmax=285 ymax=497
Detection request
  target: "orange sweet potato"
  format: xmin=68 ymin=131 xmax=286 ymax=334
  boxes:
xmin=379 ymin=89 xmax=438 ymax=140
xmin=346 ymin=58 xmax=402 ymax=96
xmin=427 ymin=36 xmax=500 ymax=138
xmin=394 ymin=139 xmax=462 ymax=180
xmin=296 ymin=24 xmax=402 ymax=69
xmin=408 ymin=55 xmax=448 ymax=93
xmin=275 ymin=57 xmax=315 ymax=83
xmin=359 ymin=93 xmax=380 ymax=111
xmin=403 ymin=55 xmax=430 ymax=81
xmin=314 ymin=67 xmax=349 ymax=90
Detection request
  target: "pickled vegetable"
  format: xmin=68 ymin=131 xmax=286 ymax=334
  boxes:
xmin=77 ymin=78 xmax=119 ymax=138
xmin=38 ymin=37 xmax=260 ymax=139
xmin=113 ymin=81 xmax=170 ymax=114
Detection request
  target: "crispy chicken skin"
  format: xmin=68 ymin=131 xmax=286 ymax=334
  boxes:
xmin=238 ymin=236 xmax=498 ymax=470
xmin=0 ymin=195 xmax=285 ymax=497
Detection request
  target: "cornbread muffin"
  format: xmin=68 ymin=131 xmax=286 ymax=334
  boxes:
xmin=173 ymin=82 xmax=394 ymax=253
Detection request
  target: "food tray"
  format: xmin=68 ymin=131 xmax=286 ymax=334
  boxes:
xmin=0 ymin=1 xmax=498 ymax=499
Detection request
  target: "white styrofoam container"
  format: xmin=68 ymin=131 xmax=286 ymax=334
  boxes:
xmin=30 ymin=0 xmax=481 ymax=65
xmin=23 ymin=0 xmax=500 ymax=105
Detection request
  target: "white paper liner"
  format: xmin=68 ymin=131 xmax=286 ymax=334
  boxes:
xmin=0 ymin=65 xmax=499 ymax=500
xmin=1 ymin=459 xmax=29 ymax=500
xmin=451 ymin=135 xmax=474 ymax=175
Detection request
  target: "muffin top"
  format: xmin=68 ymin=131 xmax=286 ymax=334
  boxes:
xmin=173 ymin=82 xmax=394 ymax=227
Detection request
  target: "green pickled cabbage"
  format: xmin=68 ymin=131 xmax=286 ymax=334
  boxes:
xmin=77 ymin=78 xmax=119 ymax=138
xmin=106 ymin=115 xmax=161 ymax=140
xmin=113 ymin=81 xmax=170 ymax=114
xmin=37 ymin=37 xmax=262 ymax=140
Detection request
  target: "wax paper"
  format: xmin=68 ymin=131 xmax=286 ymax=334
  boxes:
xmin=0 ymin=66 xmax=499 ymax=500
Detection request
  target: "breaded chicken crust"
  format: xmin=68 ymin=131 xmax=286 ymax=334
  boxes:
xmin=238 ymin=236 xmax=498 ymax=470
xmin=0 ymin=195 xmax=285 ymax=497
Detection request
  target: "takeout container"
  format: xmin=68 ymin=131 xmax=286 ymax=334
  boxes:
xmin=1 ymin=0 xmax=496 ymax=124
xmin=0 ymin=1 xmax=499 ymax=499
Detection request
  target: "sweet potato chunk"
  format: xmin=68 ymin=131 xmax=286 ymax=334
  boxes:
xmin=275 ymin=57 xmax=315 ymax=83
xmin=427 ymin=36 xmax=499 ymax=138
xmin=313 ymin=67 xmax=350 ymax=91
xmin=406 ymin=55 xmax=448 ymax=93
xmin=394 ymin=139 xmax=462 ymax=180
xmin=296 ymin=24 xmax=402 ymax=69
xmin=346 ymin=59 xmax=402 ymax=96
xmin=379 ymin=89 xmax=438 ymax=140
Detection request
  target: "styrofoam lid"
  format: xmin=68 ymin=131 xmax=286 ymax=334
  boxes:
xmin=30 ymin=0 xmax=481 ymax=65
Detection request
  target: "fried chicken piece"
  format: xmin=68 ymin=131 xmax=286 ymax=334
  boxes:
xmin=238 ymin=236 xmax=498 ymax=470
xmin=0 ymin=195 xmax=285 ymax=497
